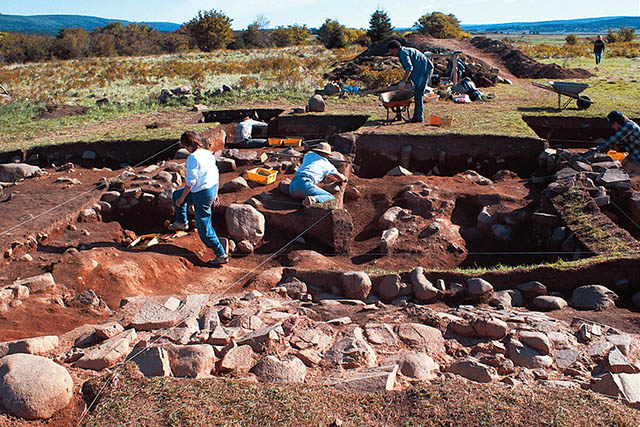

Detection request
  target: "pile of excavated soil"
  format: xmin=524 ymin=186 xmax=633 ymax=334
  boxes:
xmin=470 ymin=36 xmax=593 ymax=79
xmin=33 ymin=105 xmax=90 ymax=121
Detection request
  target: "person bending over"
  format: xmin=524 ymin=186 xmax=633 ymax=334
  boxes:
xmin=387 ymin=40 xmax=434 ymax=123
xmin=586 ymin=110 xmax=640 ymax=176
xmin=234 ymin=116 xmax=269 ymax=148
xmin=289 ymin=142 xmax=346 ymax=207
xmin=169 ymin=131 xmax=229 ymax=266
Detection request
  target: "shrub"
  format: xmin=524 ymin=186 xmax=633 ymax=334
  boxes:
xmin=344 ymin=29 xmax=369 ymax=46
xmin=618 ymin=26 xmax=636 ymax=42
xmin=605 ymin=29 xmax=619 ymax=43
xmin=565 ymin=34 xmax=578 ymax=45
xmin=367 ymin=9 xmax=394 ymax=43
xmin=318 ymin=19 xmax=347 ymax=49
xmin=271 ymin=25 xmax=311 ymax=47
xmin=185 ymin=9 xmax=233 ymax=51
xmin=415 ymin=12 xmax=464 ymax=38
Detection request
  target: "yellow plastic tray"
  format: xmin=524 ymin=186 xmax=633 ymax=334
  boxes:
xmin=247 ymin=168 xmax=278 ymax=185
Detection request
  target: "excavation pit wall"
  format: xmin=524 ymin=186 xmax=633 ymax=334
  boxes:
xmin=344 ymin=133 xmax=548 ymax=178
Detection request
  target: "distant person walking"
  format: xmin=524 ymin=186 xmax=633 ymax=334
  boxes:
xmin=387 ymin=40 xmax=434 ymax=123
xmin=593 ymin=35 xmax=605 ymax=66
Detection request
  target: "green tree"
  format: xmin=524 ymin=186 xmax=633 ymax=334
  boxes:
xmin=618 ymin=26 xmax=636 ymax=42
xmin=605 ymin=28 xmax=618 ymax=43
xmin=272 ymin=24 xmax=311 ymax=47
xmin=367 ymin=9 xmax=394 ymax=43
xmin=415 ymin=12 xmax=464 ymax=38
xmin=565 ymin=34 xmax=578 ymax=45
xmin=317 ymin=19 xmax=347 ymax=49
xmin=185 ymin=9 xmax=233 ymax=51
xmin=54 ymin=27 xmax=90 ymax=59
xmin=243 ymin=15 xmax=271 ymax=48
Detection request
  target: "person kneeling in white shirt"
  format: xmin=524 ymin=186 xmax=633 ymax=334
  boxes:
xmin=289 ymin=142 xmax=346 ymax=208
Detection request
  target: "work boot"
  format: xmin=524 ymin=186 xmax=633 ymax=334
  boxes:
xmin=302 ymin=196 xmax=316 ymax=208
xmin=168 ymin=222 xmax=189 ymax=231
xmin=208 ymin=254 xmax=229 ymax=266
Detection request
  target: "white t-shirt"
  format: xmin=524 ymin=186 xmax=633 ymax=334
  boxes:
xmin=185 ymin=149 xmax=219 ymax=193
xmin=234 ymin=119 xmax=268 ymax=144
xmin=293 ymin=152 xmax=339 ymax=185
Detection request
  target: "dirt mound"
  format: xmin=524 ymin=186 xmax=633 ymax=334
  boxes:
xmin=470 ymin=36 xmax=593 ymax=79
xmin=33 ymin=105 xmax=90 ymax=121
xmin=325 ymin=35 xmax=505 ymax=89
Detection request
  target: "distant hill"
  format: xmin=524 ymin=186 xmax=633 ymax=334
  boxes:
xmin=462 ymin=16 xmax=640 ymax=34
xmin=0 ymin=14 xmax=181 ymax=35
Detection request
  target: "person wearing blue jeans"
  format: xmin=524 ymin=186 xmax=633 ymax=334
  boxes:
xmin=169 ymin=131 xmax=228 ymax=266
xmin=593 ymin=35 xmax=605 ymax=66
xmin=289 ymin=142 xmax=346 ymax=207
xmin=387 ymin=40 xmax=434 ymax=123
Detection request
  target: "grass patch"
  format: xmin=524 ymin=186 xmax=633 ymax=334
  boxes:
xmin=79 ymin=366 xmax=640 ymax=426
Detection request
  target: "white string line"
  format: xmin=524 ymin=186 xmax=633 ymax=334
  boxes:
xmin=75 ymin=209 xmax=333 ymax=426
xmin=0 ymin=142 xmax=180 ymax=237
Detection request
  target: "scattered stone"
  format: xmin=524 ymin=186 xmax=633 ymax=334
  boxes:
xmin=341 ymin=271 xmax=372 ymax=300
xmin=530 ymin=295 xmax=567 ymax=311
xmin=472 ymin=318 xmax=508 ymax=339
xmin=0 ymin=164 xmax=42 ymax=182
xmin=410 ymin=267 xmax=439 ymax=302
xmin=448 ymin=358 xmax=497 ymax=383
xmin=130 ymin=300 xmax=181 ymax=331
xmin=221 ymin=177 xmax=250 ymax=193
xmin=12 ymin=273 xmax=55 ymax=294
xmin=75 ymin=329 xmax=137 ymax=370
xmin=507 ymin=338 xmax=553 ymax=369
xmin=397 ymin=323 xmax=445 ymax=355
xmin=364 ymin=323 xmax=398 ymax=347
xmin=380 ymin=227 xmax=399 ymax=253
xmin=519 ymin=331 xmax=552 ymax=355
xmin=516 ymin=281 xmax=547 ymax=299
xmin=331 ymin=365 xmax=398 ymax=392
xmin=553 ymin=349 xmax=580 ymax=370
xmin=226 ymin=204 xmax=265 ymax=245
xmin=466 ymin=278 xmax=494 ymax=298
xmin=608 ymin=347 xmax=636 ymax=374
xmin=130 ymin=346 xmax=172 ymax=377
xmin=219 ymin=345 xmax=256 ymax=373
xmin=0 ymin=354 xmax=73 ymax=420
xmin=325 ymin=337 xmax=377 ymax=369
xmin=250 ymin=355 xmax=307 ymax=382
xmin=0 ymin=335 xmax=59 ymax=358
xmin=95 ymin=322 xmax=125 ymax=340
xmin=382 ymin=351 xmax=439 ymax=380
xmin=237 ymin=240 xmax=254 ymax=254
xmin=165 ymin=344 xmax=216 ymax=378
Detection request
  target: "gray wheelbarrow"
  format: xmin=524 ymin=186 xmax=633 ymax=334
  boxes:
xmin=532 ymin=81 xmax=593 ymax=110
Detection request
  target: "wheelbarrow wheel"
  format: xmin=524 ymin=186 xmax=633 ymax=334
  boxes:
xmin=577 ymin=95 xmax=592 ymax=110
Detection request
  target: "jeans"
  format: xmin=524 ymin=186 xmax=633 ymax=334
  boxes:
xmin=172 ymin=186 xmax=225 ymax=256
xmin=412 ymin=70 xmax=432 ymax=122
xmin=240 ymin=139 xmax=268 ymax=148
xmin=595 ymin=52 xmax=602 ymax=65
xmin=289 ymin=176 xmax=335 ymax=203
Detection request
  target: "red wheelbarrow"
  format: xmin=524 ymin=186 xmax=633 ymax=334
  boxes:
xmin=379 ymin=90 xmax=414 ymax=123
xmin=532 ymin=81 xmax=593 ymax=110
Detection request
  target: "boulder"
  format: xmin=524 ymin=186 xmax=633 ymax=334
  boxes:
xmin=279 ymin=277 xmax=308 ymax=299
xmin=377 ymin=274 xmax=402 ymax=301
xmin=530 ymin=295 xmax=567 ymax=311
xmin=130 ymin=346 xmax=172 ymax=377
xmin=331 ymin=365 xmax=398 ymax=392
xmin=378 ymin=206 xmax=407 ymax=229
xmin=466 ymin=278 xmax=494 ymax=297
xmin=516 ymin=281 xmax=547 ymax=299
xmin=380 ymin=227 xmax=399 ymax=253
xmin=307 ymin=94 xmax=326 ymax=112
xmin=164 ymin=344 xmax=216 ymax=378
xmin=0 ymin=354 xmax=73 ymax=420
xmin=12 ymin=273 xmax=55 ymax=294
xmin=325 ymin=337 xmax=377 ymax=369
xmin=397 ymin=323 xmax=445 ymax=355
xmin=225 ymin=204 xmax=265 ymax=245
xmin=382 ymin=351 xmax=439 ymax=380
xmin=0 ymin=164 xmax=42 ymax=182
xmin=571 ymin=285 xmax=618 ymax=310
xmin=130 ymin=300 xmax=181 ymax=331
xmin=341 ymin=271 xmax=372 ymax=300
xmin=490 ymin=289 xmax=524 ymax=308
xmin=75 ymin=329 xmax=137 ymax=370
xmin=472 ymin=319 xmax=508 ymax=339
xmin=364 ymin=323 xmax=398 ymax=347
xmin=507 ymin=338 xmax=553 ymax=369
xmin=448 ymin=358 xmax=497 ymax=383
xmin=219 ymin=345 xmax=256 ymax=373
xmin=250 ymin=355 xmax=307 ymax=382
xmin=410 ymin=267 xmax=439 ymax=302
xmin=220 ymin=177 xmax=249 ymax=193
xmin=519 ymin=331 xmax=552 ymax=355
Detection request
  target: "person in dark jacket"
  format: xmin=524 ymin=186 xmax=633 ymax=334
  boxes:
xmin=593 ymin=35 xmax=605 ymax=66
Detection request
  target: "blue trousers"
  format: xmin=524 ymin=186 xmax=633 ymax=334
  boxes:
xmin=240 ymin=139 xmax=268 ymax=148
xmin=289 ymin=176 xmax=335 ymax=203
xmin=595 ymin=52 xmax=602 ymax=65
xmin=172 ymin=186 xmax=225 ymax=256
xmin=412 ymin=70 xmax=433 ymax=122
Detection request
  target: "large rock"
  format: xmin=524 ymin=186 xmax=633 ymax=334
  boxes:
xmin=472 ymin=318 xmax=508 ymax=339
xmin=490 ymin=289 xmax=524 ymax=308
xmin=530 ymin=295 xmax=567 ymax=311
xmin=378 ymin=206 xmax=408 ymax=229
xmin=364 ymin=323 xmax=398 ymax=347
xmin=466 ymin=278 xmax=494 ymax=298
xmin=519 ymin=331 xmax=552 ymax=355
xmin=325 ymin=337 xmax=377 ymax=369
xmin=220 ymin=177 xmax=249 ymax=194
xmin=507 ymin=338 xmax=553 ymax=369
xmin=516 ymin=281 xmax=547 ymax=299
xmin=236 ymin=324 xmax=284 ymax=353
xmin=331 ymin=365 xmax=398 ymax=392
xmin=0 ymin=164 xmax=42 ymax=182
xmin=199 ymin=127 xmax=227 ymax=153
xmin=377 ymin=274 xmax=402 ymax=301
xmin=382 ymin=351 xmax=439 ymax=380
xmin=571 ymin=285 xmax=618 ymax=310
xmin=219 ymin=345 xmax=256 ymax=373
xmin=130 ymin=346 xmax=172 ymax=377
xmin=341 ymin=271 xmax=372 ymax=300
xmin=592 ymin=372 xmax=640 ymax=408
xmin=12 ymin=273 xmax=56 ymax=294
xmin=130 ymin=300 xmax=181 ymax=331
xmin=225 ymin=204 xmax=265 ymax=245
xmin=410 ymin=267 xmax=439 ymax=302
xmin=75 ymin=329 xmax=137 ymax=370
xmin=307 ymin=94 xmax=325 ymax=112
xmin=0 ymin=335 xmax=59 ymax=358
xmin=397 ymin=323 xmax=445 ymax=355
xmin=448 ymin=358 xmax=497 ymax=383
xmin=0 ymin=354 xmax=73 ymax=420
xmin=250 ymin=355 xmax=306 ymax=382
xmin=164 ymin=344 xmax=216 ymax=378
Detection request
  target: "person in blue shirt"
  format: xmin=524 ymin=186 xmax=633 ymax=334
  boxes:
xmin=289 ymin=142 xmax=346 ymax=207
xmin=586 ymin=111 xmax=640 ymax=176
xmin=387 ymin=40 xmax=434 ymax=123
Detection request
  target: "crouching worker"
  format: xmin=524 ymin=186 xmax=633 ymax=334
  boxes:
xmin=169 ymin=131 xmax=229 ymax=266
xmin=289 ymin=142 xmax=346 ymax=208
xmin=234 ymin=116 xmax=269 ymax=148
xmin=585 ymin=110 xmax=640 ymax=177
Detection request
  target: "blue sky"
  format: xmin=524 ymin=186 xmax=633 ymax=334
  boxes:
xmin=2 ymin=0 xmax=639 ymax=29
